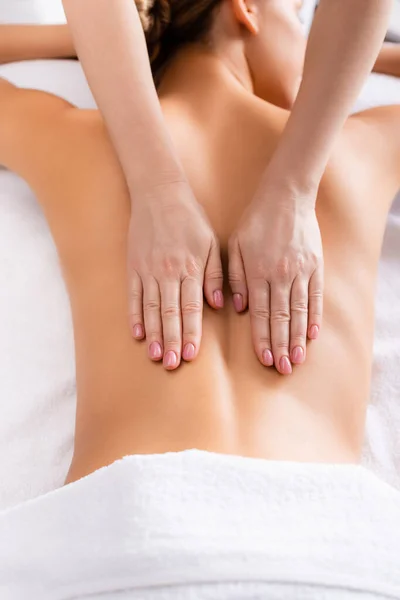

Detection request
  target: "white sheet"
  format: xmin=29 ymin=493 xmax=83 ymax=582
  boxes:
xmin=0 ymin=61 xmax=399 ymax=510
xmin=0 ymin=0 xmax=66 ymax=24
xmin=1 ymin=451 xmax=399 ymax=600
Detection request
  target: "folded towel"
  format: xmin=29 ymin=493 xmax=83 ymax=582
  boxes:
xmin=0 ymin=450 xmax=399 ymax=600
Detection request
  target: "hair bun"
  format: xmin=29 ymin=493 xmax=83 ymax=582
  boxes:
xmin=136 ymin=0 xmax=171 ymax=61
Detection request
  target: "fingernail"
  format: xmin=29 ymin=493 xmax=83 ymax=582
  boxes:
xmin=164 ymin=351 xmax=178 ymax=369
xmin=279 ymin=356 xmax=292 ymax=375
xmin=262 ymin=349 xmax=274 ymax=366
xmin=149 ymin=342 xmax=163 ymax=360
xmin=292 ymin=346 xmax=304 ymax=364
xmin=183 ymin=343 xmax=195 ymax=361
xmin=233 ymin=293 xmax=243 ymax=312
xmin=133 ymin=324 xmax=144 ymax=339
xmin=214 ymin=290 xmax=224 ymax=309
xmin=309 ymin=325 xmax=319 ymax=340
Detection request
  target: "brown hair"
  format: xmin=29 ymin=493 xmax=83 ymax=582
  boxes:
xmin=136 ymin=0 xmax=222 ymax=85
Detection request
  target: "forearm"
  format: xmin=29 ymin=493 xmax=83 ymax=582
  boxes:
xmin=373 ymin=43 xmax=400 ymax=78
xmin=63 ymin=0 xmax=184 ymax=196
xmin=0 ymin=25 xmax=75 ymax=64
xmin=268 ymin=0 xmax=392 ymax=198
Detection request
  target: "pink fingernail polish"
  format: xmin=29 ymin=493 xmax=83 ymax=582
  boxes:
xmin=165 ymin=351 xmax=178 ymax=369
xmin=292 ymin=346 xmax=304 ymax=364
xmin=133 ymin=324 xmax=144 ymax=339
xmin=183 ymin=343 xmax=195 ymax=361
xmin=309 ymin=325 xmax=319 ymax=340
xmin=262 ymin=349 xmax=274 ymax=366
xmin=280 ymin=356 xmax=292 ymax=375
xmin=213 ymin=290 xmax=224 ymax=309
xmin=149 ymin=342 xmax=162 ymax=360
xmin=233 ymin=293 xmax=243 ymax=312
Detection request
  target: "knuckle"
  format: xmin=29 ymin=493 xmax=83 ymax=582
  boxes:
xmin=206 ymin=268 xmax=223 ymax=282
xmin=129 ymin=290 xmax=142 ymax=303
xmin=162 ymin=304 xmax=181 ymax=319
xmin=291 ymin=300 xmax=308 ymax=313
xmin=291 ymin=330 xmax=306 ymax=343
xmin=271 ymin=309 xmax=291 ymax=322
xmin=229 ymin=272 xmax=244 ymax=286
xmin=310 ymin=289 xmax=323 ymax=300
xmin=274 ymin=340 xmax=290 ymax=351
xmin=274 ymin=257 xmax=290 ymax=281
xmin=182 ymin=275 xmax=198 ymax=286
xmin=129 ymin=310 xmax=143 ymax=321
xmin=182 ymin=331 xmax=198 ymax=340
xmin=145 ymin=300 xmax=161 ymax=312
xmin=296 ymin=254 xmax=306 ymax=273
xmin=253 ymin=259 xmax=266 ymax=279
xmin=164 ymin=337 xmax=181 ymax=348
xmin=161 ymin=255 xmax=180 ymax=278
xmin=256 ymin=335 xmax=271 ymax=347
xmin=146 ymin=330 xmax=161 ymax=340
xmin=185 ymin=257 xmax=203 ymax=277
xmin=182 ymin=301 xmax=202 ymax=315
xmin=252 ymin=307 xmax=271 ymax=320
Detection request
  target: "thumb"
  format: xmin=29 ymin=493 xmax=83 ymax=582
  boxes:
xmin=204 ymin=237 xmax=224 ymax=309
xmin=228 ymin=236 xmax=248 ymax=313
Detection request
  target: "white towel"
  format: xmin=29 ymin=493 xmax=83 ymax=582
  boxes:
xmin=0 ymin=61 xmax=400 ymax=510
xmin=0 ymin=450 xmax=399 ymax=600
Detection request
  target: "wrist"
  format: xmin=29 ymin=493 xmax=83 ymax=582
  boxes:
xmin=256 ymin=167 xmax=319 ymax=212
xmin=128 ymin=161 xmax=197 ymax=211
xmin=266 ymin=154 xmax=322 ymax=197
xmin=126 ymin=133 xmax=188 ymax=203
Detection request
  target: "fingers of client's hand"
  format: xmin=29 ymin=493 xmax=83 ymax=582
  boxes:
xmin=271 ymin=282 xmax=292 ymax=375
xmin=249 ymin=280 xmax=273 ymax=367
xmin=160 ymin=279 xmax=182 ymax=370
xmin=128 ymin=269 xmax=145 ymax=340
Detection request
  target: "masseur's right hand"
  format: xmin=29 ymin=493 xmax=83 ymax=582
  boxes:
xmin=128 ymin=180 xmax=224 ymax=370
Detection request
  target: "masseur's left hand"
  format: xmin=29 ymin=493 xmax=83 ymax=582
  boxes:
xmin=228 ymin=180 xmax=323 ymax=375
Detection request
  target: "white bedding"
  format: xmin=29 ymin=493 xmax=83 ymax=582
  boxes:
xmin=0 ymin=0 xmax=66 ymax=24
xmin=1 ymin=451 xmax=400 ymax=600
xmin=0 ymin=61 xmax=400 ymax=510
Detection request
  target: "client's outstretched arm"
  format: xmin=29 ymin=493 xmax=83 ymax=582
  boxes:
xmin=0 ymin=25 xmax=75 ymax=64
xmin=373 ymin=43 xmax=400 ymax=78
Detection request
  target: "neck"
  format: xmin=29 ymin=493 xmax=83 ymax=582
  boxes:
xmin=158 ymin=45 xmax=253 ymax=106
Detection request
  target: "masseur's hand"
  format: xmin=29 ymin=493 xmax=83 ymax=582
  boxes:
xmin=128 ymin=180 xmax=223 ymax=370
xmin=228 ymin=183 xmax=323 ymax=375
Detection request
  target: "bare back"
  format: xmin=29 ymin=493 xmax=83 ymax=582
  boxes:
xmin=0 ymin=77 xmax=399 ymax=482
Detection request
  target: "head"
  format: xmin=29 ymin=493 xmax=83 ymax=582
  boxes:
xmin=136 ymin=0 xmax=306 ymax=109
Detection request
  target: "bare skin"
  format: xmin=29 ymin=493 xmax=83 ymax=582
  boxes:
xmin=0 ymin=25 xmax=75 ymax=64
xmin=63 ymin=0 xmax=392 ymax=373
xmin=0 ymin=46 xmax=399 ymax=484
xmin=374 ymin=43 xmax=400 ymax=78
xmin=1 ymin=22 xmax=399 ymax=80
